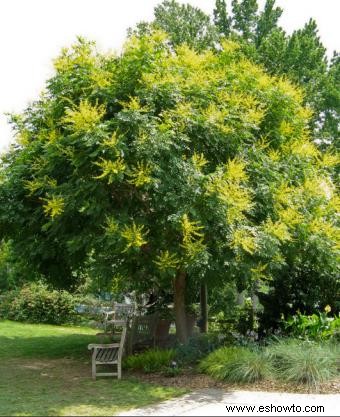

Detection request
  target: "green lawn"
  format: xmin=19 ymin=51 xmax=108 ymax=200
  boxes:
xmin=0 ymin=320 xmax=185 ymax=416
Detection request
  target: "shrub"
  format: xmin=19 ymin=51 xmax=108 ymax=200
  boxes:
xmin=267 ymin=338 xmax=339 ymax=388
xmin=175 ymin=333 xmax=223 ymax=365
xmin=199 ymin=346 xmax=270 ymax=383
xmin=124 ymin=349 xmax=176 ymax=373
xmin=0 ymin=282 xmax=77 ymax=325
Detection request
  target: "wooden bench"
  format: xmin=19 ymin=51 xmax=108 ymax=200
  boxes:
xmin=88 ymin=320 xmax=127 ymax=380
xmin=127 ymin=313 xmax=159 ymax=354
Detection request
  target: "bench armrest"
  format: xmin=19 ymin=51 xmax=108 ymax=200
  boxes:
xmin=88 ymin=343 xmax=120 ymax=350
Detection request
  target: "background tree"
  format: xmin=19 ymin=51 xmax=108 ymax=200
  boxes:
xmin=213 ymin=0 xmax=231 ymax=37
xmin=319 ymin=52 xmax=340 ymax=148
xmin=153 ymin=0 xmax=217 ymax=51
xmin=254 ymin=0 xmax=282 ymax=46
xmin=231 ymin=0 xmax=258 ymax=41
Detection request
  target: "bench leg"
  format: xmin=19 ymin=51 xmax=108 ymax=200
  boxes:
xmin=117 ymin=362 xmax=122 ymax=379
xmin=92 ymin=359 xmax=96 ymax=380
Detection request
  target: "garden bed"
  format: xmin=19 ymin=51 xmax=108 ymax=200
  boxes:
xmin=131 ymin=368 xmax=340 ymax=394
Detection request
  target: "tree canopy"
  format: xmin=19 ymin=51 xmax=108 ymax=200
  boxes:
xmin=0 ymin=31 xmax=338 ymax=340
xmin=135 ymin=0 xmax=339 ymax=146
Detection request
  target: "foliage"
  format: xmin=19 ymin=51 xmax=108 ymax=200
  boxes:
xmin=138 ymin=0 xmax=339 ymax=145
xmin=266 ymin=339 xmax=339 ymax=389
xmin=231 ymin=0 xmax=258 ymax=41
xmin=0 ymin=240 xmax=42 ymax=291
xmin=0 ymin=28 xmax=338 ymax=338
xmin=282 ymin=307 xmax=340 ymax=341
xmin=175 ymin=333 xmax=223 ymax=365
xmin=153 ymin=0 xmax=217 ymax=51
xmin=213 ymin=0 xmax=231 ymax=37
xmin=200 ymin=338 xmax=339 ymax=389
xmin=0 ymin=282 xmax=77 ymax=325
xmin=236 ymin=297 xmax=258 ymax=336
xmin=124 ymin=348 xmax=176 ymax=373
xmin=199 ymin=346 xmax=270 ymax=383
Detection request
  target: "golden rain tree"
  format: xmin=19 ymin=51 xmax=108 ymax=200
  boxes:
xmin=0 ymin=33 xmax=338 ymax=342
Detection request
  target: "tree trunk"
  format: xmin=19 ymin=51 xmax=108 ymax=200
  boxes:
xmin=199 ymin=284 xmax=208 ymax=333
xmin=174 ymin=270 xmax=188 ymax=343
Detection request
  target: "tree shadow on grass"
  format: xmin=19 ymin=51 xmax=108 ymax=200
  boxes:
xmin=0 ymin=358 xmax=183 ymax=416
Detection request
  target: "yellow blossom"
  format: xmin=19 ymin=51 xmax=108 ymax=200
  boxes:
xmin=154 ymin=250 xmax=181 ymax=271
xmin=225 ymin=158 xmax=247 ymax=183
xmin=63 ymin=100 xmax=106 ymax=133
xmin=121 ymin=222 xmax=148 ymax=251
xmin=251 ymin=263 xmax=269 ymax=280
xmin=103 ymin=131 xmax=119 ymax=149
xmin=128 ymin=162 xmax=153 ymax=187
xmin=191 ymin=153 xmax=208 ymax=170
xmin=264 ymin=219 xmax=292 ymax=242
xmin=94 ymin=158 xmax=126 ymax=183
xmin=324 ymin=305 xmax=331 ymax=313
xmin=42 ymin=196 xmax=65 ymax=219
xmin=181 ymin=214 xmax=204 ymax=244
xmin=230 ymin=228 xmax=256 ymax=254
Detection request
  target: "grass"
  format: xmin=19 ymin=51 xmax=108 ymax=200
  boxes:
xmin=266 ymin=338 xmax=339 ymax=389
xmin=199 ymin=339 xmax=339 ymax=390
xmin=0 ymin=320 xmax=185 ymax=416
xmin=0 ymin=320 xmax=99 ymax=359
xmin=199 ymin=346 xmax=270 ymax=383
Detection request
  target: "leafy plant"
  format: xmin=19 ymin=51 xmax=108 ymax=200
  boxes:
xmin=0 ymin=282 xmax=77 ymax=325
xmin=175 ymin=333 xmax=223 ymax=365
xmin=267 ymin=338 xmax=339 ymax=388
xmin=124 ymin=349 xmax=176 ymax=373
xmin=282 ymin=308 xmax=340 ymax=341
xmin=199 ymin=346 xmax=270 ymax=383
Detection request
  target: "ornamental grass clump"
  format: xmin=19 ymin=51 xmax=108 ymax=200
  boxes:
xmin=267 ymin=338 xmax=339 ymax=389
xmin=199 ymin=346 xmax=270 ymax=383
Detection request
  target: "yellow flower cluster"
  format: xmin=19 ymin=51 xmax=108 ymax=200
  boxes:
xmin=191 ymin=152 xmax=208 ymax=171
xmin=63 ymin=100 xmax=106 ymax=133
xmin=264 ymin=219 xmax=292 ymax=242
xmin=207 ymin=159 xmax=253 ymax=224
xmin=105 ymin=216 xmax=119 ymax=235
xmin=121 ymin=222 xmax=148 ymax=252
xmin=180 ymin=214 xmax=206 ymax=260
xmin=53 ymin=39 xmax=95 ymax=72
xmin=251 ymin=263 xmax=269 ymax=280
xmin=25 ymin=176 xmax=57 ymax=196
xmin=154 ymin=250 xmax=180 ymax=271
xmin=42 ymin=196 xmax=65 ymax=219
xmin=230 ymin=228 xmax=256 ymax=254
xmin=128 ymin=162 xmax=153 ymax=187
xmin=103 ymin=131 xmax=119 ymax=149
xmin=94 ymin=157 xmax=126 ymax=184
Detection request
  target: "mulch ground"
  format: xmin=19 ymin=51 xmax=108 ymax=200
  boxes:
xmin=130 ymin=368 xmax=340 ymax=394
